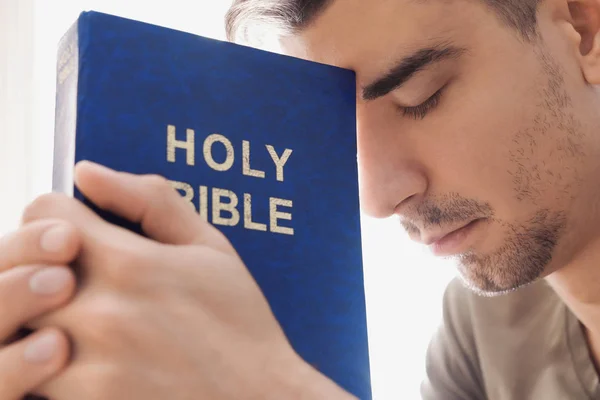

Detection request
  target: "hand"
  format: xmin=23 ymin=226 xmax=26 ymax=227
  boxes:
xmin=0 ymin=219 xmax=79 ymax=399
xmin=22 ymin=161 xmax=353 ymax=400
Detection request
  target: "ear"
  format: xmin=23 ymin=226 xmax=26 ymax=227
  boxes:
xmin=568 ymin=0 xmax=600 ymax=83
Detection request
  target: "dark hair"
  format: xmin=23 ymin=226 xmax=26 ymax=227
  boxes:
xmin=225 ymin=0 xmax=541 ymax=43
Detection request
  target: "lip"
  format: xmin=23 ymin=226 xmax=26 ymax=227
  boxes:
xmin=426 ymin=219 xmax=483 ymax=257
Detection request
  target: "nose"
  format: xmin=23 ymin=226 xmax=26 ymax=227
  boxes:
xmin=356 ymin=100 xmax=428 ymax=218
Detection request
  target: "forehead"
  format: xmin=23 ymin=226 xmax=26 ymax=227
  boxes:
xmin=282 ymin=0 xmax=495 ymax=78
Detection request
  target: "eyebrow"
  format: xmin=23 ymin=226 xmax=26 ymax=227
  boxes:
xmin=362 ymin=44 xmax=466 ymax=101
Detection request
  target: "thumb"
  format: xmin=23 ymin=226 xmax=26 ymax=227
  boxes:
xmin=73 ymin=161 xmax=234 ymax=252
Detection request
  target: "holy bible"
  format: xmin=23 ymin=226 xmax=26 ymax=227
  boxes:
xmin=53 ymin=11 xmax=371 ymax=398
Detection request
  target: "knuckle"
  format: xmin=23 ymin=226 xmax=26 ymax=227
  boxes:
xmin=81 ymin=294 xmax=128 ymax=341
xmin=21 ymin=193 xmax=71 ymax=223
xmin=142 ymin=174 xmax=172 ymax=195
xmin=103 ymin=245 xmax=148 ymax=286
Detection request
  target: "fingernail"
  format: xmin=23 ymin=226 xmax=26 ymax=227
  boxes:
xmin=29 ymin=267 xmax=72 ymax=295
xmin=24 ymin=331 xmax=60 ymax=363
xmin=40 ymin=225 xmax=71 ymax=253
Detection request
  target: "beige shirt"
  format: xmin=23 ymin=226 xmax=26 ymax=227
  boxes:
xmin=421 ymin=278 xmax=600 ymax=399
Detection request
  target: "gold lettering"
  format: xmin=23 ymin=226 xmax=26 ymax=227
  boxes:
xmin=199 ymin=185 xmax=208 ymax=221
xmin=167 ymin=125 xmax=195 ymax=166
xmin=204 ymin=134 xmax=234 ymax=171
xmin=242 ymin=140 xmax=265 ymax=178
xmin=212 ymin=188 xmax=240 ymax=226
xmin=168 ymin=182 xmax=292 ymax=235
xmin=266 ymin=146 xmax=292 ymax=182
xmin=270 ymin=198 xmax=294 ymax=235
xmin=169 ymin=180 xmax=196 ymax=210
xmin=244 ymin=193 xmax=267 ymax=231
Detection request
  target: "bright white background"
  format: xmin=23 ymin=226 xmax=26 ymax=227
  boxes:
xmin=1 ymin=0 xmax=456 ymax=398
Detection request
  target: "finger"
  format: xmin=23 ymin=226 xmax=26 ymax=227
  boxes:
xmin=74 ymin=160 xmax=233 ymax=251
xmin=0 ymin=328 xmax=70 ymax=400
xmin=21 ymin=192 xmax=163 ymax=287
xmin=0 ymin=219 xmax=80 ymax=272
xmin=21 ymin=190 xmax=154 ymax=255
xmin=0 ymin=265 xmax=76 ymax=340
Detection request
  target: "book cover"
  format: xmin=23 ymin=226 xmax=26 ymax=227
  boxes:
xmin=53 ymin=11 xmax=371 ymax=398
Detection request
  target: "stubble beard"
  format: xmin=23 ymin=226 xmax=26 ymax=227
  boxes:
xmin=455 ymin=44 xmax=581 ymax=296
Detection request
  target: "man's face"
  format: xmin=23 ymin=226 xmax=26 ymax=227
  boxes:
xmin=280 ymin=0 xmax=600 ymax=295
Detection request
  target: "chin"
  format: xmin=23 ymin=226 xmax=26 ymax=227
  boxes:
xmin=453 ymin=251 xmax=549 ymax=297
xmin=454 ymin=209 xmax=567 ymax=296
xmin=458 ymin=272 xmax=540 ymax=298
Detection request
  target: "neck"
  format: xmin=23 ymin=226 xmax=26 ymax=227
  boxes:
xmin=545 ymin=236 xmax=600 ymax=371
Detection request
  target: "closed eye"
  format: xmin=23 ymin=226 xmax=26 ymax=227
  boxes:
xmin=397 ymin=86 xmax=445 ymax=120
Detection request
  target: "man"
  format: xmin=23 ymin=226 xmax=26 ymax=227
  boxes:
xmin=0 ymin=0 xmax=597 ymax=398
xmin=226 ymin=0 xmax=600 ymax=397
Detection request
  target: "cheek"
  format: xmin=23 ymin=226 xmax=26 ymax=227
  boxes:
xmin=416 ymin=73 xmax=571 ymax=222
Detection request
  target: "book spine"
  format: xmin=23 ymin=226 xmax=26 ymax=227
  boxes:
xmin=52 ymin=14 xmax=145 ymax=235
xmin=52 ymin=20 xmax=79 ymax=195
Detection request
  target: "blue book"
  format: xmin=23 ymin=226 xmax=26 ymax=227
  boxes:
xmin=53 ymin=11 xmax=371 ymax=398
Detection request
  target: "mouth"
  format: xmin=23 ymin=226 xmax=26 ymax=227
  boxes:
xmin=422 ymin=219 xmax=485 ymax=257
